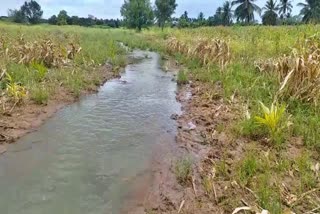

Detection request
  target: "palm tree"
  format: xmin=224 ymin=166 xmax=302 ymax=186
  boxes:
xmin=278 ymin=0 xmax=293 ymax=19
xmin=222 ymin=1 xmax=233 ymax=25
xmin=262 ymin=0 xmax=278 ymax=25
xmin=264 ymin=0 xmax=278 ymax=11
xmin=213 ymin=7 xmax=223 ymax=25
xmin=231 ymin=0 xmax=261 ymax=24
xmin=297 ymin=0 xmax=320 ymax=23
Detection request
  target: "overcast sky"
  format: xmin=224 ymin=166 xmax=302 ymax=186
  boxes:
xmin=0 ymin=0 xmax=302 ymax=19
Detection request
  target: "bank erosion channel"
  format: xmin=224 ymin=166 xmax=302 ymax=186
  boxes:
xmin=0 ymin=50 xmax=180 ymax=214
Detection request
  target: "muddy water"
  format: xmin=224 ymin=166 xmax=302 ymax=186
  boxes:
xmin=0 ymin=51 xmax=180 ymax=214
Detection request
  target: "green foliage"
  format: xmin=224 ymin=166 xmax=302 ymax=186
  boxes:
xmin=57 ymin=10 xmax=68 ymax=25
xmin=255 ymin=102 xmax=287 ymax=145
xmin=8 ymin=9 xmax=27 ymax=23
xmin=255 ymin=174 xmax=282 ymax=214
xmin=177 ymin=70 xmax=188 ymax=85
xmin=298 ymin=0 xmax=320 ymax=23
xmin=154 ymin=0 xmax=177 ymax=30
xmin=30 ymin=85 xmax=49 ymax=105
xmin=121 ymin=0 xmax=154 ymax=31
xmin=278 ymin=0 xmax=293 ymax=19
xmin=295 ymin=153 xmax=318 ymax=192
xmin=48 ymin=15 xmax=57 ymax=25
xmin=232 ymin=0 xmax=262 ymax=23
xmin=221 ymin=1 xmax=233 ymax=26
xmin=30 ymin=61 xmax=47 ymax=82
xmin=238 ymin=152 xmax=258 ymax=184
xmin=5 ymin=73 xmax=27 ymax=103
xmin=21 ymin=0 xmax=43 ymax=24
xmin=263 ymin=10 xmax=278 ymax=25
xmin=262 ymin=0 xmax=278 ymax=26
xmin=174 ymin=157 xmax=192 ymax=184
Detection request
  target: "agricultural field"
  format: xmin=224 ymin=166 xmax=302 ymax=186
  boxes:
xmin=113 ymin=25 xmax=320 ymax=213
xmin=0 ymin=22 xmax=126 ymax=142
xmin=0 ymin=21 xmax=319 ymax=213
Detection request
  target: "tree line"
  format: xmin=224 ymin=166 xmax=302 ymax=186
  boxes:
xmin=122 ymin=0 xmax=320 ymax=30
xmin=4 ymin=0 xmax=320 ymax=30
xmin=6 ymin=0 xmax=122 ymax=28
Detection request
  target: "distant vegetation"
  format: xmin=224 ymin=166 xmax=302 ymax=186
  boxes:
xmin=2 ymin=0 xmax=320 ymax=31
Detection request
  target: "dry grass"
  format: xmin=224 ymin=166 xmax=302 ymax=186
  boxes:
xmin=255 ymin=35 xmax=320 ymax=105
xmin=166 ymin=37 xmax=231 ymax=69
xmin=0 ymin=34 xmax=81 ymax=67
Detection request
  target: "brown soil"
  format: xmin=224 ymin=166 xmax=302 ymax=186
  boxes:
xmin=0 ymin=64 xmax=120 ymax=150
xmin=140 ymin=79 xmax=239 ymax=214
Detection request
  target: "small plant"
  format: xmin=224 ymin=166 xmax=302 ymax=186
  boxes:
xmin=295 ymin=153 xmax=318 ymax=193
xmin=31 ymin=61 xmax=48 ymax=82
xmin=177 ymin=70 xmax=188 ymax=85
xmin=174 ymin=157 xmax=192 ymax=185
xmin=202 ymin=176 xmax=214 ymax=195
xmin=202 ymin=165 xmax=216 ymax=195
xmin=255 ymin=101 xmax=288 ymax=145
xmin=255 ymin=174 xmax=283 ymax=214
xmin=238 ymin=152 xmax=258 ymax=184
xmin=5 ymin=73 xmax=27 ymax=103
xmin=30 ymin=86 xmax=49 ymax=105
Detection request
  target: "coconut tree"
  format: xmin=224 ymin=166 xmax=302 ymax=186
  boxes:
xmin=278 ymin=0 xmax=293 ymax=19
xmin=231 ymin=0 xmax=261 ymax=24
xmin=222 ymin=1 xmax=233 ymax=25
xmin=212 ymin=7 xmax=223 ymax=26
xmin=297 ymin=0 xmax=320 ymax=23
xmin=262 ymin=0 xmax=278 ymax=25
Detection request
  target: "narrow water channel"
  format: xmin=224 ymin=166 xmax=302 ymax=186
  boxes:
xmin=0 ymin=50 xmax=180 ymax=214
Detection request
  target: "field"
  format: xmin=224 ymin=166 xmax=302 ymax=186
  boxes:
xmin=117 ymin=26 xmax=320 ymax=213
xmin=0 ymin=22 xmax=319 ymax=213
xmin=0 ymin=23 xmax=126 ymax=142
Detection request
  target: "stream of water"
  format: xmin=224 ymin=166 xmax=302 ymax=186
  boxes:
xmin=0 ymin=50 xmax=180 ymax=214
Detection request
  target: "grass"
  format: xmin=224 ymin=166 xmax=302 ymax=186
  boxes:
xmin=118 ymin=25 xmax=320 ymax=212
xmin=177 ymin=69 xmax=188 ymax=85
xmin=174 ymin=156 xmax=192 ymax=185
xmin=238 ymin=151 xmax=259 ymax=185
xmin=30 ymin=85 xmax=50 ymax=105
xmin=0 ymin=22 xmax=128 ymax=113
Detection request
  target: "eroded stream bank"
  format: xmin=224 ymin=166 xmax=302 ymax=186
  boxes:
xmin=0 ymin=50 xmax=180 ymax=214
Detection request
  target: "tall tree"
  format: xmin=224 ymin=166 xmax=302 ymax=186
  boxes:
xmin=121 ymin=0 xmax=153 ymax=31
xmin=231 ymin=0 xmax=261 ymax=24
xmin=178 ymin=11 xmax=190 ymax=28
xmin=57 ymin=10 xmax=68 ymax=25
xmin=222 ymin=1 xmax=233 ymax=25
xmin=213 ymin=7 xmax=223 ymax=25
xmin=278 ymin=0 xmax=293 ymax=19
xmin=298 ymin=0 xmax=320 ymax=23
xmin=197 ymin=12 xmax=205 ymax=26
xmin=262 ymin=0 xmax=278 ymax=25
xmin=154 ymin=0 xmax=177 ymax=30
xmin=48 ymin=15 xmax=57 ymax=25
xmin=8 ymin=9 xmax=27 ymax=23
xmin=21 ymin=0 xmax=43 ymax=24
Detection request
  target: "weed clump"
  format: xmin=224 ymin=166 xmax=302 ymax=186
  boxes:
xmin=177 ymin=70 xmax=188 ymax=85
xmin=174 ymin=157 xmax=192 ymax=185
xmin=30 ymin=86 xmax=49 ymax=105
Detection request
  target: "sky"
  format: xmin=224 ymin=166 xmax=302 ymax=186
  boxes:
xmin=0 ymin=0 xmax=302 ymax=20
